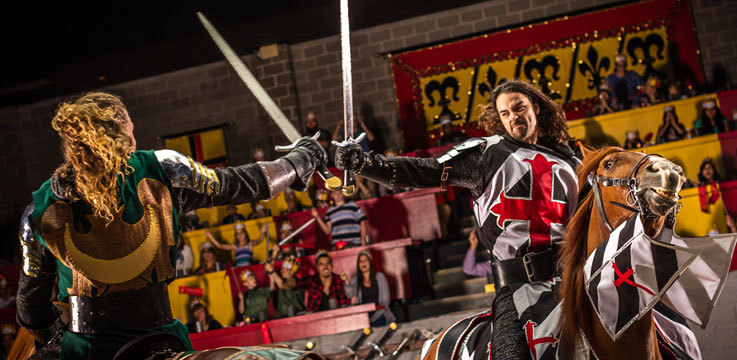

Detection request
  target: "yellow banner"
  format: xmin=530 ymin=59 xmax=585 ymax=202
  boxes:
xmin=419 ymin=26 xmax=672 ymax=131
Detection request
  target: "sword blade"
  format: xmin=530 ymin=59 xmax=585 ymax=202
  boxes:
xmin=278 ymin=218 xmax=316 ymax=246
xmin=197 ymin=12 xmax=301 ymax=142
xmin=340 ymin=0 xmax=354 ymax=139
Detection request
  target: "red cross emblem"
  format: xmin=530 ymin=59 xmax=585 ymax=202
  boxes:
xmin=612 ymin=262 xmax=654 ymax=296
xmin=524 ymin=320 xmax=558 ymax=359
xmin=490 ymin=154 xmax=569 ymax=249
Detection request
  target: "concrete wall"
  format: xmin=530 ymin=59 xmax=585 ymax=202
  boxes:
xmin=1 ymin=0 xmax=735 ymax=250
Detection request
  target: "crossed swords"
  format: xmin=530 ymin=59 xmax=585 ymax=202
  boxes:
xmin=197 ymin=0 xmax=362 ymax=196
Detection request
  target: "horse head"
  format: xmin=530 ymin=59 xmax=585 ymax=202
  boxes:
xmin=559 ymin=147 xmax=686 ymax=359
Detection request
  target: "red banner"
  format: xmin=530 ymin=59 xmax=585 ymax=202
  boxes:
xmin=390 ymin=0 xmax=703 ymax=149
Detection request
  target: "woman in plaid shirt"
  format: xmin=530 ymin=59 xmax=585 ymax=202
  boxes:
xmin=298 ymin=251 xmax=350 ymax=312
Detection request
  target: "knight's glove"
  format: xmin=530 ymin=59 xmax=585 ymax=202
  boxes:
xmin=335 ymin=143 xmax=365 ymax=172
xmin=258 ymin=137 xmax=327 ymax=197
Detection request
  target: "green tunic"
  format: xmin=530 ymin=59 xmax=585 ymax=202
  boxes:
xmin=243 ymin=288 xmax=271 ymax=321
xmin=276 ymin=288 xmax=306 ymax=318
xmin=29 ymin=150 xmax=192 ymax=359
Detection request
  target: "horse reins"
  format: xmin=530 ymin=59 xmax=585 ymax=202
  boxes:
xmin=589 ymin=153 xmax=663 ymax=233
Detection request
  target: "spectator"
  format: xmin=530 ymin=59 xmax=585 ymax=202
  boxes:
xmin=589 ymin=84 xmax=617 ymax=116
xmin=281 ymin=188 xmax=305 ymax=215
xmin=248 ymin=202 xmax=270 ymax=220
xmin=273 ymin=221 xmax=307 ymax=260
xmin=205 ymin=223 xmax=268 ymax=267
xmin=222 ymin=205 xmax=246 ymax=224
xmin=697 ymin=158 xmax=736 ymax=232
xmin=462 ymin=230 xmax=491 ymax=277
xmin=694 ymin=99 xmax=728 ymax=136
xmin=333 ymin=117 xmax=374 ymax=152
xmin=436 ymin=116 xmax=468 ymax=146
xmin=193 ymin=243 xmax=222 ymax=275
xmin=237 ymin=270 xmax=271 ymax=322
xmin=175 ymin=236 xmax=194 ymax=277
xmin=0 ymin=276 xmax=15 ymax=309
xmin=1 ymin=324 xmax=15 ymax=359
xmin=304 ymin=112 xmax=332 ymax=158
xmin=666 ymin=81 xmax=687 ymax=102
xmin=187 ymin=301 xmax=222 ymax=333
xmin=182 ymin=210 xmax=205 ymax=232
xmin=253 ymin=148 xmax=266 ymax=162
xmin=297 ymin=251 xmax=349 ymax=312
xmin=265 ymin=257 xmax=306 ymax=318
xmin=311 ymin=190 xmax=367 ymax=249
xmin=633 ymin=76 xmax=662 ymax=108
xmin=343 ymin=251 xmax=396 ymax=326
xmin=623 ymin=130 xmax=644 ymax=150
xmin=314 ymin=189 xmax=330 ymax=208
xmin=605 ymin=54 xmax=643 ymax=109
xmin=656 ymin=106 xmax=686 ymax=144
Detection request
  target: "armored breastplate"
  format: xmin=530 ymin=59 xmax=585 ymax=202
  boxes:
xmin=39 ymin=178 xmax=176 ymax=297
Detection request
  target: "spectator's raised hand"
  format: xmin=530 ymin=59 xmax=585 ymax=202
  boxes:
xmin=260 ymin=222 xmax=269 ymax=233
xmin=310 ymin=208 xmax=320 ymax=219
xmin=468 ymin=230 xmax=479 ymax=251
xmin=264 ymin=262 xmax=274 ymax=273
xmin=340 ymin=272 xmax=349 ymax=284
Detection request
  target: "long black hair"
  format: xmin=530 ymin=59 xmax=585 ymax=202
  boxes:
xmin=356 ymin=252 xmax=376 ymax=287
xmin=698 ymin=159 xmax=720 ymax=184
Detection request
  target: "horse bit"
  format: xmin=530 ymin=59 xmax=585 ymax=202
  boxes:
xmin=588 ymin=153 xmax=678 ymax=233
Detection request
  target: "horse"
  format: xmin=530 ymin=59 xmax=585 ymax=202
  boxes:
xmin=421 ymin=147 xmax=688 ymax=359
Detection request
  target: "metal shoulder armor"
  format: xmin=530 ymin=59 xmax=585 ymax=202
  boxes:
xmin=19 ymin=203 xmax=42 ymax=278
xmin=435 ymin=137 xmax=489 ymax=164
xmin=155 ymin=149 xmax=221 ymax=195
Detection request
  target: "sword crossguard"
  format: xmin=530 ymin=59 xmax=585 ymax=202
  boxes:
xmin=274 ymin=132 xmax=322 ymax=152
xmin=367 ymin=342 xmax=384 ymax=357
xmin=330 ymin=132 xmax=367 ymax=148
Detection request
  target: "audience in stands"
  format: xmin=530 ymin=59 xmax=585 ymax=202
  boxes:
xmin=0 ymin=276 xmax=15 ymax=309
xmin=623 ymin=130 xmax=645 ymax=150
xmin=275 ymin=223 xmax=307 ymax=259
xmin=666 ymin=81 xmax=687 ymax=102
xmin=314 ymin=189 xmax=330 ymax=208
xmin=589 ymin=84 xmax=617 ymax=116
xmin=182 ymin=210 xmax=206 ymax=232
xmin=237 ymin=270 xmax=270 ymax=322
xmin=205 ymin=223 xmax=268 ymax=267
xmin=354 ymin=175 xmax=375 ymax=200
xmin=343 ymin=251 xmax=396 ymax=326
xmin=176 ymin=236 xmax=194 ymax=277
xmin=462 ymin=230 xmax=491 ymax=278
xmin=304 ymin=111 xmax=332 ymax=162
xmin=436 ymin=116 xmax=468 ymax=146
xmin=222 ymin=205 xmax=246 ymax=224
xmin=312 ymin=190 xmax=368 ymax=249
xmin=280 ymin=188 xmax=306 ymax=215
xmin=656 ymin=106 xmax=687 ymax=144
xmin=298 ymin=251 xmax=349 ymax=312
xmin=248 ymin=202 xmax=270 ymax=220
xmin=695 ymin=99 xmax=728 ymax=136
xmin=606 ymin=53 xmax=643 ymax=109
xmin=194 ymin=243 xmax=222 ymax=275
xmin=265 ymin=257 xmax=306 ymax=318
xmin=333 ymin=116 xmax=374 ymax=152
xmin=187 ymin=301 xmax=223 ymax=333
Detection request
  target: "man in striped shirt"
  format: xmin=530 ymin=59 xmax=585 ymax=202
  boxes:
xmin=311 ymin=190 xmax=367 ymax=249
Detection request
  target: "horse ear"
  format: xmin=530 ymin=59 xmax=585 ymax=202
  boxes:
xmin=574 ymin=140 xmax=594 ymax=160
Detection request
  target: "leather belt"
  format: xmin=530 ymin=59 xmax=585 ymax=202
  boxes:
xmin=70 ymin=282 xmax=173 ymax=334
xmin=492 ymin=247 xmax=558 ymax=288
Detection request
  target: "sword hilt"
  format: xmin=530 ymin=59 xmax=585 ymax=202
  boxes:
xmin=331 ymin=133 xmax=367 ymax=196
xmin=274 ymin=132 xmax=342 ymax=191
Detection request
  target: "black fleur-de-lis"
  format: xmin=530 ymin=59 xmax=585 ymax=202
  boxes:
xmin=626 ymin=33 xmax=665 ymax=78
xmin=425 ymin=77 xmax=461 ymax=125
xmin=578 ymin=45 xmax=611 ymax=90
xmin=523 ymin=55 xmax=562 ymax=100
xmin=478 ymin=66 xmax=507 ymax=99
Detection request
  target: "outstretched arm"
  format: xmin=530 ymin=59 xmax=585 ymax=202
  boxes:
xmin=16 ymin=204 xmax=66 ymax=345
xmin=252 ymin=222 xmax=269 ymax=247
xmin=336 ymin=139 xmax=486 ymax=196
xmin=204 ymin=229 xmax=235 ymax=251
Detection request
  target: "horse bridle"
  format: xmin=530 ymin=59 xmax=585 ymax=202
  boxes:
xmin=589 ymin=153 xmax=663 ymax=233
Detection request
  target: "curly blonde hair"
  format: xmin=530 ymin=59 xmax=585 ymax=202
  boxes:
xmin=51 ymin=92 xmax=134 ymax=223
xmin=478 ymin=79 xmax=569 ymax=146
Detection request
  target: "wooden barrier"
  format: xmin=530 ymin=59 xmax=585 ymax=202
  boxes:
xmin=188 ymin=304 xmax=375 ymax=350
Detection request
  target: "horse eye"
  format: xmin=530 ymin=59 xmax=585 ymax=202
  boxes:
xmin=603 ymin=160 xmax=613 ymax=170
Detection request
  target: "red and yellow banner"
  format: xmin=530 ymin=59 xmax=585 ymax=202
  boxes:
xmin=164 ymin=126 xmax=229 ymax=168
xmin=390 ymin=0 xmax=703 ymax=149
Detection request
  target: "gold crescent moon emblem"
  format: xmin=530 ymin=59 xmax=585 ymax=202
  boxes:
xmin=64 ymin=204 xmax=160 ymax=284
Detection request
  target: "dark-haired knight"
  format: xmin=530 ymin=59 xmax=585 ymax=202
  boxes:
xmin=338 ymin=79 xmax=582 ymax=359
xmin=17 ymin=92 xmax=327 ymax=359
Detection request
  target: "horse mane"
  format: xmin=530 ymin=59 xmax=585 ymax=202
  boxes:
xmin=558 ymin=146 xmax=624 ymax=356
